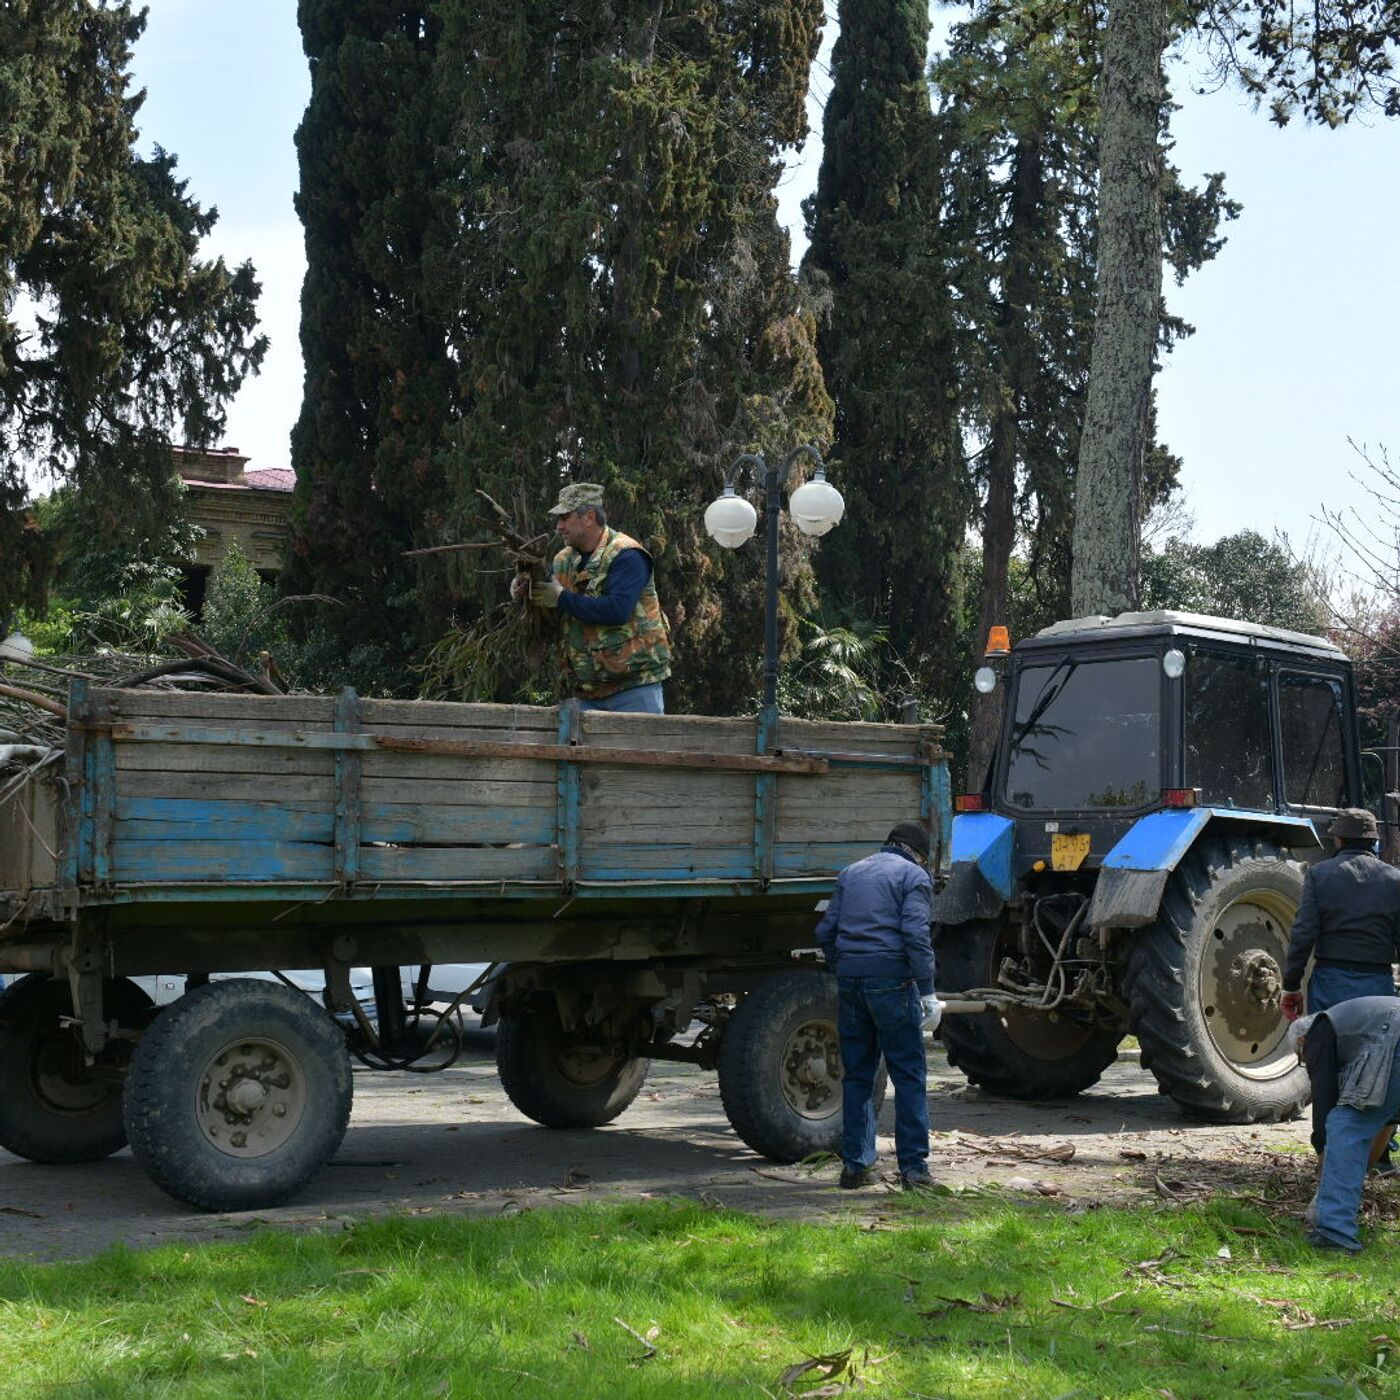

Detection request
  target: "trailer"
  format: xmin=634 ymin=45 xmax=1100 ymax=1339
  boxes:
xmin=0 ymin=683 xmax=947 ymax=1211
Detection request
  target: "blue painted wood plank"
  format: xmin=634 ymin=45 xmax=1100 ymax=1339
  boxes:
xmin=114 ymin=797 xmax=334 ymax=843
xmin=772 ymin=842 xmax=878 ymax=878
xmin=362 ymin=805 xmax=555 ymax=846
xmin=112 ymin=840 xmax=334 ymax=883
xmin=359 ymin=846 xmax=557 ymax=882
xmin=579 ymin=843 xmax=755 ymax=881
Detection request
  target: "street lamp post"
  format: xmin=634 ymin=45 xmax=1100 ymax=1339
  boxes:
xmin=703 ymin=443 xmax=844 ymax=716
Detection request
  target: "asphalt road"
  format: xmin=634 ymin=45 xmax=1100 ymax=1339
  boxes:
xmin=0 ymin=1036 xmax=1320 ymax=1262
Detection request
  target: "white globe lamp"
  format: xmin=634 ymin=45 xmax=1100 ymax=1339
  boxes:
xmin=788 ymin=468 xmax=845 ymax=537
xmin=703 ymin=487 xmax=758 ymax=549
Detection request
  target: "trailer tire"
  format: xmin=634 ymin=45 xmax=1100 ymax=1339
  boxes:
xmin=496 ymin=1002 xmax=649 ymax=1128
xmin=123 ymin=979 xmax=352 ymax=1212
xmin=717 ymin=971 xmax=885 ymax=1164
xmin=933 ymin=919 xmax=1121 ymax=1100
xmin=0 ymin=974 xmax=153 ymax=1164
xmin=1125 ymin=834 xmax=1309 ymax=1124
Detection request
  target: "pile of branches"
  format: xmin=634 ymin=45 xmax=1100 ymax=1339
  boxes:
xmin=0 ymin=632 xmax=289 ymax=807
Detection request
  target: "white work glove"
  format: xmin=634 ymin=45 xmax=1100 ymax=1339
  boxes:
xmin=510 ymin=573 xmax=530 ymax=601
xmin=529 ymin=579 xmax=563 ymax=609
xmin=920 ymin=995 xmax=943 ymax=1032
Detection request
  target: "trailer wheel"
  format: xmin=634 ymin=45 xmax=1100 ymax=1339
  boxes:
xmin=123 ymin=979 xmax=352 ymax=1211
xmin=933 ymin=919 xmax=1122 ymax=1099
xmin=0 ymin=974 xmax=153 ymax=1164
xmin=717 ymin=971 xmax=886 ymax=1164
xmin=1126 ymin=834 xmax=1308 ymax=1124
xmin=496 ymin=1001 xmax=649 ymax=1128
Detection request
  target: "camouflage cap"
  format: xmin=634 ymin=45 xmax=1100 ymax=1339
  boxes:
xmin=547 ymin=482 xmax=606 ymax=516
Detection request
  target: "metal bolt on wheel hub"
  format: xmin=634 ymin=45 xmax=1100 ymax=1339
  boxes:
xmin=780 ymin=1020 xmax=841 ymax=1120
xmin=196 ymin=1036 xmax=307 ymax=1158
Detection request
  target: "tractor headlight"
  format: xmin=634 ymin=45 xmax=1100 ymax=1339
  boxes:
xmin=974 ymin=665 xmax=998 ymax=694
xmin=1162 ymin=648 xmax=1186 ymax=679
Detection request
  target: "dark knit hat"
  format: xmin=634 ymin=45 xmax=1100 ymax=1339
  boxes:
xmin=886 ymin=821 xmax=930 ymax=859
xmin=1330 ymin=808 xmax=1379 ymax=841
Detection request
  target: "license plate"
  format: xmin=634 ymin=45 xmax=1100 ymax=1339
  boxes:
xmin=1050 ymin=832 xmax=1091 ymax=872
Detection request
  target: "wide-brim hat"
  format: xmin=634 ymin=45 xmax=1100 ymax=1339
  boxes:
xmin=547 ymin=482 xmax=605 ymax=516
xmin=1330 ymin=807 xmax=1379 ymax=841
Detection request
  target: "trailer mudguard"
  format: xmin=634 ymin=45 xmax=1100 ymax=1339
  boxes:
xmin=1086 ymin=808 xmax=1322 ymax=930
xmin=931 ymin=813 xmax=1015 ymax=925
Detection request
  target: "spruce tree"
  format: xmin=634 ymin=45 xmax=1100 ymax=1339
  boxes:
xmin=287 ymin=1 xmax=456 ymax=686
xmin=0 ymin=0 xmax=265 ymax=618
xmin=802 ymin=0 xmax=969 ymax=692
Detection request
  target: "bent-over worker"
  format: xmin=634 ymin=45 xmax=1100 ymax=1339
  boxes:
xmin=514 ymin=482 xmax=672 ymax=713
xmin=815 ymin=821 xmax=940 ymax=1191
xmin=1290 ymin=997 xmax=1400 ymax=1253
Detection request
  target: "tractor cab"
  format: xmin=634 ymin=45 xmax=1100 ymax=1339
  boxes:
xmin=934 ymin=611 xmax=1362 ymax=1125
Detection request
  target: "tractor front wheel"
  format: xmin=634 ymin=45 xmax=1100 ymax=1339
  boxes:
xmin=1125 ymin=834 xmax=1308 ymax=1123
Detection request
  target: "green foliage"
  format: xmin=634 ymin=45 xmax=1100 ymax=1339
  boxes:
xmin=200 ymin=543 xmax=291 ymax=674
xmin=0 ymin=1 xmax=266 ymax=619
xmin=291 ymin=2 xmax=832 ymax=711
xmin=773 ymin=617 xmax=935 ymax=723
xmin=802 ymin=0 xmax=969 ymax=695
xmin=1141 ymin=529 xmax=1330 ymax=634
xmin=1 ymin=1200 xmax=1396 ymax=1395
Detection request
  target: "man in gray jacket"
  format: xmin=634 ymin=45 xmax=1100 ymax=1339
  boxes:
xmin=815 ymin=821 xmax=938 ymax=1191
xmin=1292 ymin=995 xmax=1400 ymax=1253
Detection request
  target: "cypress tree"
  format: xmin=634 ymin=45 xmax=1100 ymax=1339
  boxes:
xmin=802 ymin=0 xmax=969 ymax=691
xmin=430 ymin=2 xmax=831 ymax=712
xmin=287 ymin=1 xmax=456 ymax=686
xmin=0 ymin=0 xmax=265 ymax=618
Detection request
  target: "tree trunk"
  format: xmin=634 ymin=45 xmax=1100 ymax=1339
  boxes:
xmin=1069 ymin=0 xmax=1165 ymax=618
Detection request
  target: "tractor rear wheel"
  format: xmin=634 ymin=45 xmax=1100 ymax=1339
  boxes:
xmin=934 ymin=918 xmax=1122 ymax=1100
xmin=1125 ymin=834 xmax=1308 ymax=1124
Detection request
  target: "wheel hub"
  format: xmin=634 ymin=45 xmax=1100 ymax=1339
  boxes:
xmin=780 ymin=1020 xmax=841 ymax=1120
xmin=1199 ymin=899 xmax=1293 ymax=1073
xmin=197 ymin=1038 xmax=305 ymax=1158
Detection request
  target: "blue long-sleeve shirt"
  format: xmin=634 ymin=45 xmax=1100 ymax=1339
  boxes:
xmin=815 ymin=845 xmax=935 ymax=993
xmin=556 ymin=548 xmax=650 ymax=625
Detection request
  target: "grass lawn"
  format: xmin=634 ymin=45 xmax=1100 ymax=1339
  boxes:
xmin=1 ymin=1196 xmax=1396 ymax=1399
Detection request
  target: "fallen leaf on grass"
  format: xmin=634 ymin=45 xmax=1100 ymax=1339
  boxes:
xmin=1006 ymin=1176 xmax=1062 ymax=1195
xmin=0 ymin=1206 xmax=43 ymax=1218
xmin=238 ymin=1295 xmax=268 ymax=1308
xmin=777 ymin=1349 xmax=851 ymax=1391
xmin=1119 ymin=1149 xmax=1149 ymax=1162
xmin=572 ymin=1331 xmax=590 ymax=1351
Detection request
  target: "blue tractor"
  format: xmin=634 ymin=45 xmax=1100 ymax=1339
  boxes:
xmin=933 ymin=610 xmax=1376 ymax=1123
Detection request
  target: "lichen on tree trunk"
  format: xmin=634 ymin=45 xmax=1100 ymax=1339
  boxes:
xmin=1070 ymin=0 xmax=1166 ymax=619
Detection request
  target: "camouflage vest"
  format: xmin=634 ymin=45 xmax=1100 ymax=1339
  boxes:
xmin=552 ymin=528 xmax=672 ymax=698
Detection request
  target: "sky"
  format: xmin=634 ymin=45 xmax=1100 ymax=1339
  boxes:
xmin=126 ymin=2 xmax=1399 ymax=558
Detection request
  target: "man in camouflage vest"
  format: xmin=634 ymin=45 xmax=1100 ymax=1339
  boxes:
xmin=515 ymin=483 xmax=672 ymax=712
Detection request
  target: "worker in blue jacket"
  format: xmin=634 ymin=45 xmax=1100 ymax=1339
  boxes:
xmin=816 ymin=821 xmax=940 ymax=1190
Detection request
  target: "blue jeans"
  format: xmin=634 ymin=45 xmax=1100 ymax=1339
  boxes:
xmin=1308 ymin=965 xmax=1398 ymax=1014
xmin=1313 ymin=1041 xmax=1400 ymax=1250
xmin=581 ymin=682 xmax=665 ymax=713
xmin=836 ymin=976 xmax=929 ymax=1174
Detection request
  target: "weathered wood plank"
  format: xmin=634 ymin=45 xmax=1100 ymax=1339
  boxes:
xmin=117 ymin=772 xmax=333 ymax=803
xmin=115 ymin=745 xmax=336 ymax=777
xmin=112 ymin=839 xmax=334 ymax=883
xmin=95 ymin=689 xmax=336 ymax=724
xmin=578 ymin=843 xmax=754 ymax=880
xmin=773 ymin=842 xmax=885 ymax=877
xmin=359 ymin=777 xmax=553 ymax=806
xmin=362 ymin=804 xmax=556 ymax=846
xmin=114 ymin=797 xmax=333 ymax=844
xmin=360 ymin=753 xmax=557 ymax=784
xmin=358 ymin=845 xmax=557 ymax=882
xmin=0 ymin=784 xmax=59 ymax=892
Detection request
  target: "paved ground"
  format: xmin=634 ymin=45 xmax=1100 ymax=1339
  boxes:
xmin=0 ymin=1037 xmax=1328 ymax=1262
